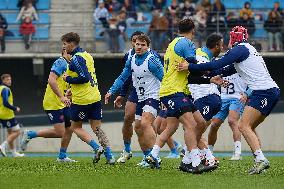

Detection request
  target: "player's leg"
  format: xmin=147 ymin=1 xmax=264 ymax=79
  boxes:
xmin=207 ymin=99 xmax=229 ymax=151
xmin=57 ymin=108 xmax=77 ymax=163
xmin=117 ymin=100 xmax=136 ymax=163
xmin=0 ymin=119 xmax=24 ymax=157
xmin=155 ymin=111 xmax=180 ymax=159
xmin=70 ymin=103 xmax=103 ymax=163
xmin=207 ymin=118 xmax=223 ymax=151
xmin=227 ymin=99 xmax=244 ymax=160
xmin=89 ymin=102 xmax=115 ymax=164
xmin=239 ymin=88 xmax=280 ymax=174
xmin=21 ymin=109 xmax=66 ymax=151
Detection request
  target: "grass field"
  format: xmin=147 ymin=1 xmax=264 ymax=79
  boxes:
xmin=0 ymin=156 xmax=284 ymax=189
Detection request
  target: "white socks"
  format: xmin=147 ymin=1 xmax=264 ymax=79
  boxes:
xmin=205 ymin=148 xmax=215 ymax=160
xmin=208 ymin=145 xmax=214 ymax=152
xmin=254 ymin=149 xmax=266 ymax=162
xmin=234 ymin=141 xmax=242 ymax=155
xmin=190 ymin=149 xmax=201 ymax=167
xmin=151 ymin=145 xmax=160 ymax=158
xmin=182 ymin=150 xmax=191 ymax=164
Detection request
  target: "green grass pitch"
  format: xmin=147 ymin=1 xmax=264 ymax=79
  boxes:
xmin=0 ymin=157 xmax=284 ymax=189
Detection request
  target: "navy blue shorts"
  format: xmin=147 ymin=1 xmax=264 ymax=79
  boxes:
xmin=45 ymin=107 xmax=71 ymax=127
xmin=161 ymin=92 xmax=195 ymax=118
xmin=70 ymin=101 xmax=102 ymax=122
xmin=247 ymin=87 xmax=280 ymax=116
xmin=135 ymin=98 xmax=160 ymax=120
xmin=158 ymin=109 xmax=167 ymax=118
xmin=0 ymin=118 xmax=18 ymax=129
xmin=127 ymin=87 xmax=138 ymax=104
xmin=194 ymin=94 xmax=221 ymax=121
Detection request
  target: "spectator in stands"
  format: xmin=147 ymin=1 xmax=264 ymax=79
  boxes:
xmin=117 ymin=10 xmax=127 ymax=52
xmin=264 ymin=10 xmax=283 ymax=51
xmin=226 ymin=11 xmax=238 ymax=30
xmin=194 ymin=7 xmax=207 ymax=47
xmin=94 ymin=0 xmax=110 ymax=29
xmin=165 ymin=0 xmax=180 ymax=40
xmin=207 ymin=0 xmax=226 ymax=35
xmin=272 ymin=1 xmax=284 ymax=17
xmin=0 ymin=13 xmax=8 ymax=53
xmin=19 ymin=17 xmax=35 ymax=50
xmin=239 ymin=13 xmax=255 ymax=36
xmin=17 ymin=0 xmax=38 ymax=9
xmin=152 ymin=0 xmax=166 ymax=11
xmin=16 ymin=1 xmax=38 ymax=22
xmin=122 ymin=0 xmax=137 ymax=26
xmin=198 ymin=0 xmax=211 ymax=14
xmin=239 ymin=1 xmax=254 ymax=20
xmin=180 ymin=0 xmax=196 ymax=19
xmin=107 ymin=0 xmax=123 ymax=13
xmin=136 ymin=0 xmax=151 ymax=12
xmin=107 ymin=16 xmax=120 ymax=52
xmin=148 ymin=9 xmax=169 ymax=52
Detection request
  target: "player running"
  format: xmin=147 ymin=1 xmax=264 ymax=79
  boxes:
xmin=20 ymin=50 xmax=76 ymax=162
xmin=184 ymin=26 xmax=280 ymax=174
xmin=61 ymin=32 xmax=115 ymax=164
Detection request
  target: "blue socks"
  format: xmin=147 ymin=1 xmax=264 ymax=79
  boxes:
xmin=143 ymin=148 xmax=152 ymax=157
xmin=124 ymin=140 xmax=131 ymax=153
xmin=174 ymin=140 xmax=179 ymax=147
xmin=88 ymin=140 xmax=100 ymax=150
xmin=104 ymin=146 xmax=113 ymax=160
xmin=171 ymin=147 xmax=179 ymax=154
xmin=58 ymin=148 xmax=67 ymax=159
xmin=27 ymin=131 xmax=38 ymax=139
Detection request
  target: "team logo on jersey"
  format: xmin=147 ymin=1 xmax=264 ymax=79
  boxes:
xmin=48 ymin=113 xmax=53 ymax=121
xmin=260 ymin=98 xmax=268 ymax=108
xmin=182 ymin=98 xmax=188 ymax=102
xmin=168 ymin=100 xmax=175 ymax=109
xmin=78 ymin=112 xmax=85 ymax=120
xmin=203 ymin=106 xmax=210 ymax=115
xmin=6 ymin=121 xmax=11 ymax=127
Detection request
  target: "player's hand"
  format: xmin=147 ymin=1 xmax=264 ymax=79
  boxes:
xmin=62 ymin=73 xmax=68 ymax=81
xmin=60 ymin=96 xmax=71 ymax=107
xmin=240 ymin=92 xmax=248 ymax=104
xmin=65 ymin=89 xmax=72 ymax=100
xmin=16 ymin=107 xmax=20 ymax=112
xmin=104 ymin=92 xmax=112 ymax=105
xmin=114 ymin=96 xmax=124 ymax=108
xmin=210 ymin=75 xmax=230 ymax=87
xmin=177 ymin=60 xmax=189 ymax=71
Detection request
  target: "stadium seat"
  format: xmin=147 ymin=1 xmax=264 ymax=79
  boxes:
xmin=6 ymin=0 xmax=18 ymax=10
xmin=253 ymin=27 xmax=267 ymax=38
xmin=5 ymin=25 xmax=49 ymax=40
xmin=34 ymin=26 xmax=49 ymax=39
xmin=3 ymin=13 xmax=49 ymax=24
xmin=37 ymin=0 xmax=51 ymax=10
xmin=0 ymin=0 xmax=7 ymax=10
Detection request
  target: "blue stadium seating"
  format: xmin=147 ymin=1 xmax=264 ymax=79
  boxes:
xmin=0 ymin=0 xmax=50 ymax=10
xmin=3 ymin=13 xmax=49 ymax=24
xmin=6 ymin=26 xmax=49 ymax=40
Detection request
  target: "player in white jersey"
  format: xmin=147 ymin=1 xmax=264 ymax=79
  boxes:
xmin=187 ymin=33 xmax=225 ymax=166
xmin=207 ymin=73 xmax=247 ymax=161
xmin=105 ymin=34 xmax=164 ymax=165
xmin=185 ymin=26 xmax=280 ymax=174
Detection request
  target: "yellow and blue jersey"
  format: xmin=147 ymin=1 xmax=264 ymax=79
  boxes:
xmin=0 ymin=85 xmax=15 ymax=120
xmin=160 ymin=37 xmax=196 ymax=97
xmin=66 ymin=47 xmax=101 ymax=105
xmin=43 ymin=57 xmax=69 ymax=110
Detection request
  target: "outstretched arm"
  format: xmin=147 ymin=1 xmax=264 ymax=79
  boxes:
xmin=188 ymin=45 xmax=250 ymax=72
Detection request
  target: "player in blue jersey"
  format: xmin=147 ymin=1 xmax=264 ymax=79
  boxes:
xmin=180 ymin=26 xmax=280 ymax=174
xmin=20 ymin=50 xmax=77 ymax=162
xmin=105 ymin=34 xmax=164 ymax=166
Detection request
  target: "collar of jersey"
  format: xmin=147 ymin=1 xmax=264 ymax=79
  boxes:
xmin=70 ymin=46 xmax=84 ymax=56
xmin=201 ymin=47 xmax=213 ymax=60
xmin=135 ymin=51 xmax=150 ymax=66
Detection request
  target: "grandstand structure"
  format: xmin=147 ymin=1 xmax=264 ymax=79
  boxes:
xmin=0 ymin=0 xmax=283 ymax=54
